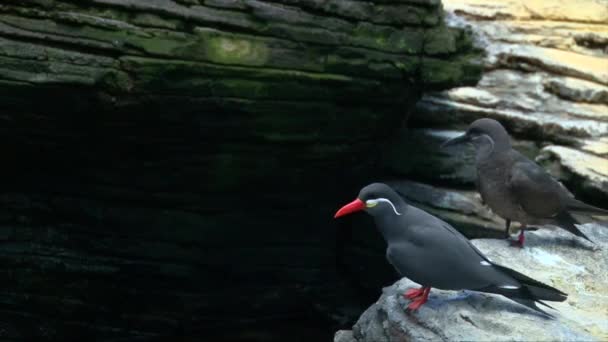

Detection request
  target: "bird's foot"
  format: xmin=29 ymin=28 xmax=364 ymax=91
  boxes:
xmin=406 ymin=287 xmax=430 ymax=311
xmin=407 ymin=297 xmax=428 ymax=310
xmin=403 ymin=287 xmax=425 ymax=300
xmin=509 ymin=239 xmax=523 ymax=248
xmin=509 ymin=230 xmax=525 ymax=248
xmin=407 ymin=296 xmax=428 ymax=311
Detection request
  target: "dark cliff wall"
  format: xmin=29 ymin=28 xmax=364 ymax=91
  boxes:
xmin=0 ymin=1 xmax=480 ymax=340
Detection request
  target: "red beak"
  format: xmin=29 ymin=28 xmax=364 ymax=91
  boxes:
xmin=334 ymin=198 xmax=365 ymax=218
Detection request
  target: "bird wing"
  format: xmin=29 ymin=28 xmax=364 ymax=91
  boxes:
xmin=507 ymin=157 xmax=566 ymax=218
xmin=386 ymin=210 xmax=514 ymax=290
xmin=436 ymin=219 xmax=492 ymax=262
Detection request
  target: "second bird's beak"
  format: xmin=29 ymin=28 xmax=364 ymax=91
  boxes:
xmin=334 ymin=198 xmax=365 ymax=218
xmin=441 ymin=133 xmax=470 ymax=149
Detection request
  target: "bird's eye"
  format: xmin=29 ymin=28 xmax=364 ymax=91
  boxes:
xmin=365 ymin=198 xmax=402 ymax=215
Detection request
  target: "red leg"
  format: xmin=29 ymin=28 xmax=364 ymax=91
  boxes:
xmin=407 ymin=287 xmax=431 ymax=310
xmin=518 ymin=229 xmax=525 ymax=245
xmin=509 ymin=225 xmax=526 ymax=248
xmin=403 ymin=287 xmax=425 ymax=299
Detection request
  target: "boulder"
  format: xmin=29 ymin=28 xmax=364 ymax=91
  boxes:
xmin=336 ymin=223 xmax=608 ymax=342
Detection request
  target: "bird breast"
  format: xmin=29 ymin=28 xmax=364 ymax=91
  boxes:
xmin=477 ymin=162 xmax=528 ymax=223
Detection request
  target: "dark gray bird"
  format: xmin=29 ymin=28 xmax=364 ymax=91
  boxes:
xmin=334 ymin=183 xmax=567 ymax=314
xmin=442 ymin=118 xmax=608 ymax=246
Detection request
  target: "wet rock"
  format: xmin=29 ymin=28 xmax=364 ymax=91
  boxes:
xmin=336 ymin=224 xmax=608 ymax=342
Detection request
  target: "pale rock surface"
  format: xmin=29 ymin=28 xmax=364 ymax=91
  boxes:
xmin=544 ymin=77 xmax=608 ymax=104
xmin=538 ymin=145 xmax=608 ymax=198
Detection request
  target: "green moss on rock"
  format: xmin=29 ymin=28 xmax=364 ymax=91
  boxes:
xmin=198 ymin=29 xmax=270 ymax=66
xmin=99 ymin=69 xmax=133 ymax=93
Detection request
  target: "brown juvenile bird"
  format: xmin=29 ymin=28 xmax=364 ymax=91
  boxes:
xmin=442 ymin=118 xmax=608 ymax=247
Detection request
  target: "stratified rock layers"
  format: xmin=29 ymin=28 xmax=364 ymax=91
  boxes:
xmin=0 ymin=1 xmax=480 ymax=340
xmin=388 ymin=0 xmax=608 ymax=234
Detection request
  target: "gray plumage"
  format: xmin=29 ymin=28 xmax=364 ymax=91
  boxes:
xmin=443 ymin=118 xmax=608 ymax=243
xmin=336 ymin=183 xmax=567 ymax=315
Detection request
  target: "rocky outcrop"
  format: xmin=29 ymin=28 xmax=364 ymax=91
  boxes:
xmin=334 ymin=6 xmax=608 ymax=338
xmin=388 ymin=180 xmax=504 ymax=237
xmin=0 ymin=1 xmax=481 ymax=340
xmin=385 ymin=0 xmax=608 ymax=234
xmin=538 ymin=145 xmax=608 ymax=200
xmin=335 ymin=223 xmax=608 ymax=342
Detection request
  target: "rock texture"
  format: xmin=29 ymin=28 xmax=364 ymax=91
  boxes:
xmin=0 ymin=1 xmax=481 ymax=341
xmin=336 ymin=223 xmax=608 ymax=342
xmin=386 ymin=0 xmax=608 ymax=234
xmin=335 ymin=6 xmax=608 ymax=339
xmin=388 ymin=180 xmax=504 ymax=237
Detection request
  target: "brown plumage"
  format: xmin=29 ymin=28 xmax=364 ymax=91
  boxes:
xmin=442 ymin=118 xmax=608 ymax=246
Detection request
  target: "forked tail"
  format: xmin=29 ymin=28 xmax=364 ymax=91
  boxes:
xmin=567 ymin=199 xmax=608 ymax=216
xmin=555 ymin=212 xmax=594 ymax=243
xmin=479 ymin=263 xmax=567 ymax=317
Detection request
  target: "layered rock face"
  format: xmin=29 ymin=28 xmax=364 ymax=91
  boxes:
xmin=335 ymin=224 xmax=608 ymax=342
xmin=337 ymin=2 xmax=608 ymax=341
xmin=0 ymin=1 xmax=480 ymax=340
xmin=385 ymin=0 xmax=608 ymax=233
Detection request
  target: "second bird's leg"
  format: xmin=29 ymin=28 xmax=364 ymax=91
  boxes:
xmin=509 ymin=224 xmax=526 ymax=247
xmin=504 ymin=219 xmax=511 ymax=239
xmin=407 ymin=287 xmax=431 ymax=310
xmin=403 ymin=287 xmax=426 ymax=299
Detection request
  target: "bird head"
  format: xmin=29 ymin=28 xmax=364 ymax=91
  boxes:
xmin=334 ymin=183 xmax=404 ymax=218
xmin=440 ymin=118 xmax=511 ymax=153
